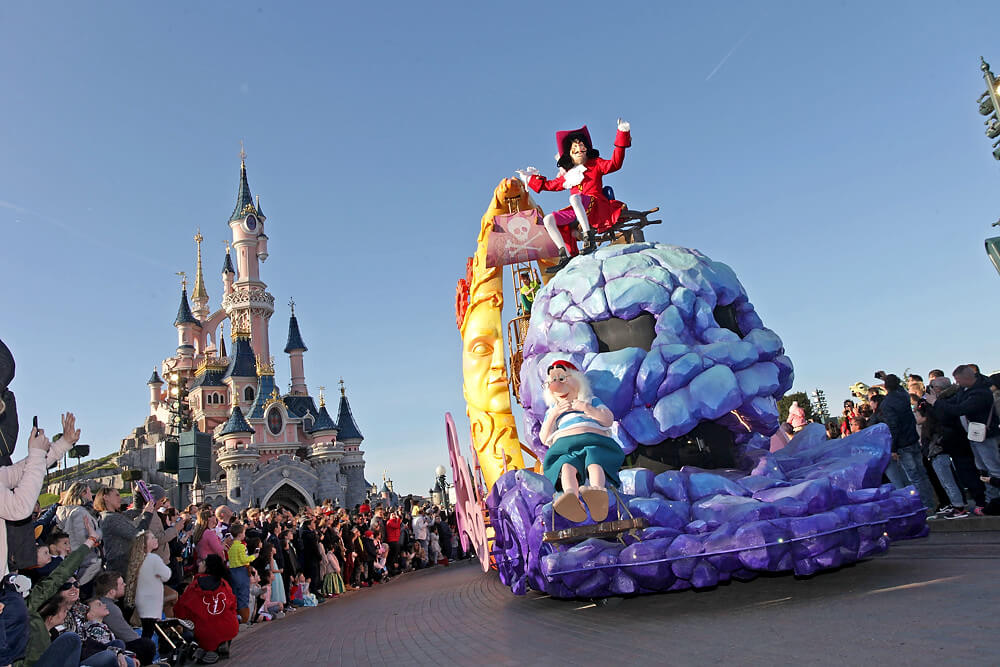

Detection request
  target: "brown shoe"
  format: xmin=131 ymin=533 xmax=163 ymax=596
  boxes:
xmin=553 ymin=492 xmax=587 ymax=523
xmin=580 ymin=486 xmax=610 ymax=522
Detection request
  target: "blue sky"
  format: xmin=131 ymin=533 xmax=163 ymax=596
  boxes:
xmin=3 ymin=2 xmax=999 ymax=496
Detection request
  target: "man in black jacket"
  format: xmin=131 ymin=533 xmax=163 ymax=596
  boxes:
xmin=872 ymin=374 xmax=936 ymax=512
xmin=939 ymin=365 xmax=1000 ymax=506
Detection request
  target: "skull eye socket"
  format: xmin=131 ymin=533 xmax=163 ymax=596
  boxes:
xmin=589 ymin=312 xmax=656 ymax=353
xmin=713 ymin=304 xmax=743 ymax=337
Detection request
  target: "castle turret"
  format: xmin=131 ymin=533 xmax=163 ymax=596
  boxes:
xmin=222 ymin=327 xmax=258 ymax=408
xmin=216 ymin=398 xmax=257 ymax=510
xmin=222 ymin=153 xmax=274 ymax=362
xmin=174 ymin=282 xmax=200 ymax=360
xmin=147 ymin=369 xmax=163 ymax=415
xmin=222 ymin=243 xmax=235 ymax=295
xmin=336 ymin=381 xmax=367 ymax=506
xmin=308 ymin=391 xmax=344 ymax=505
xmin=284 ymin=302 xmax=308 ymax=396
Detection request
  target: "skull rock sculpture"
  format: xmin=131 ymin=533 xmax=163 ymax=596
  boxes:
xmin=520 ymin=242 xmax=794 ymax=468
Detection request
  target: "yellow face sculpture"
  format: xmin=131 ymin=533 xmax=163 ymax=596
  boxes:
xmin=462 ymin=298 xmax=510 ymax=414
xmin=456 ymin=178 xmax=546 ymax=490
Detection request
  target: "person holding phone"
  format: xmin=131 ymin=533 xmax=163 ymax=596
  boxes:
xmin=1 ymin=412 xmax=80 ymax=577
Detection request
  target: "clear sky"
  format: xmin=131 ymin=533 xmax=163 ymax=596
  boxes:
xmin=3 ymin=2 xmax=999 ymax=496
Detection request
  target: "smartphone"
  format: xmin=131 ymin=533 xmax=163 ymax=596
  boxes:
xmin=136 ymin=480 xmax=152 ymax=503
xmin=32 ymin=416 xmax=38 ymax=431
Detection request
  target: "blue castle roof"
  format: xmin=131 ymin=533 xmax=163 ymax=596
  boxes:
xmin=223 ymin=335 xmax=257 ymax=379
xmin=284 ymin=314 xmax=307 ymax=353
xmin=147 ymin=369 xmax=162 ymax=385
xmin=222 ymin=251 xmax=235 ymax=275
xmin=174 ymin=289 xmax=199 ymax=327
xmin=190 ymin=367 xmax=226 ymax=389
xmin=283 ymin=395 xmax=319 ymax=420
xmin=310 ymin=403 xmax=337 ymax=433
xmin=336 ymin=389 xmax=363 ymax=441
xmin=230 ymin=161 xmax=256 ymax=222
xmin=220 ymin=405 xmax=254 ymax=436
xmin=247 ymin=373 xmax=277 ymax=419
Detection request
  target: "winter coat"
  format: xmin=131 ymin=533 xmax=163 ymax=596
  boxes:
xmin=196 ymin=527 xmax=226 ymax=562
xmin=143 ymin=510 xmax=180 ymax=564
xmin=386 ymin=516 xmax=401 ymax=544
xmin=870 ymin=388 xmax=919 ymax=451
xmin=1 ymin=437 xmax=72 ymax=577
xmin=56 ymin=504 xmax=103 ymax=585
xmin=174 ymin=574 xmax=238 ymax=652
xmin=938 ymin=376 xmax=1000 ymax=439
xmin=14 ymin=543 xmax=90 ymax=667
xmin=100 ymin=510 xmax=149 ymax=576
xmin=134 ymin=552 xmax=171 ymax=619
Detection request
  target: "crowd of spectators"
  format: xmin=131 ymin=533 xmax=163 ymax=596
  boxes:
xmin=787 ymin=365 xmax=1000 ymax=520
xmin=3 ymin=456 xmax=467 ymax=667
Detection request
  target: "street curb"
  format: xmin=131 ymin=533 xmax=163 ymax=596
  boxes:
xmin=927 ymin=515 xmax=1000 ymax=532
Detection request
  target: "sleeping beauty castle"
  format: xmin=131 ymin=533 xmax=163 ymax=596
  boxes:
xmin=116 ymin=154 xmax=368 ymax=511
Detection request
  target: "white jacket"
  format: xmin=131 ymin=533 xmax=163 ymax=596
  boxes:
xmin=135 ymin=552 xmax=172 ymax=619
xmin=0 ymin=437 xmax=72 ymax=576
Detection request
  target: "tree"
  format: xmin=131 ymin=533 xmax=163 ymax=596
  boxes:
xmin=777 ymin=392 xmax=814 ymax=424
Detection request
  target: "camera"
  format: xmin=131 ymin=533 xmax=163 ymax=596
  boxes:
xmin=874 ymin=370 xmax=887 ymax=381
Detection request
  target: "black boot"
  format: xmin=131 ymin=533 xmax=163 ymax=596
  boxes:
xmin=581 ymin=230 xmax=597 ymax=255
xmin=545 ymin=249 xmax=572 ymax=274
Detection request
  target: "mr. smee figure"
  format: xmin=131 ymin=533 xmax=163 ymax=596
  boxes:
xmin=539 ymin=361 xmax=625 ymax=523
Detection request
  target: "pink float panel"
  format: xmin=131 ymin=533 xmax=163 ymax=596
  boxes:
xmin=486 ymin=210 xmax=560 ymax=268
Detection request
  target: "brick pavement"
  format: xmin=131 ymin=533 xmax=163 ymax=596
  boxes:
xmin=230 ymin=531 xmax=1000 ymax=666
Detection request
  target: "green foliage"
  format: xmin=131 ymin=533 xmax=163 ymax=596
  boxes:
xmin=39 ymin=493 xmax=59 ymax=508
xmin=777 ymin=391 xmax=815 ymax=423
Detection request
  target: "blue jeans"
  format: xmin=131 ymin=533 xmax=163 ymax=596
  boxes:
xmin=229 ymin=565 xmax=250 ymax=609
xmin=970 ymin=436 xmax=1000 ymax=503
xmin=930 ymin=454 xmax=965 ymax=508
xmin=82 ymin=648 xmax=136 ymax=667
xmin=35 ymin=632 xmax=81 ymax=667
xmin=885 ymin=444 xmax=937 ymax=510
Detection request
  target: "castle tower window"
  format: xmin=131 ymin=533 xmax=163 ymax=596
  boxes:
xmin=267 ymin=408 xmax=283 ymax=435
xmin=244 ymin=386 xmax=255 ymax=402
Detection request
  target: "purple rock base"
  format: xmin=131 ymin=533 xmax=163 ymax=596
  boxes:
xmin=484 ymin=423 xmax=928 ymax=599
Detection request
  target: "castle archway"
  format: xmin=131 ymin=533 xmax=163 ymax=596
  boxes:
xmin=260 ymin=479 xmax=314 ymax=512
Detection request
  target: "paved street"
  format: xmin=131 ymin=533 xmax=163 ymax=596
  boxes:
xmin=231 ymin=530 xmax=999 ymax=666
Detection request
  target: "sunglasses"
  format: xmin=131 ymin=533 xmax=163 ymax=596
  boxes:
xmin=60 ymin=580 xmax=79 ymax=591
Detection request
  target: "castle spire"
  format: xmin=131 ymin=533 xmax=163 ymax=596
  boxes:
xmin=222 ymin=241 xmax=235 ymax=275
xmin=230 ymin=146 xmax=255 ymax=222
xmin=192 ymin=229 xmax=208 ymax=302
xmin=336 ymin=381 xmax=364 ymax=442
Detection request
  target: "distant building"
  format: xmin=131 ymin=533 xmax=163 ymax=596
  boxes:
xmin=116 ymin=156 xmax=367 ymax=511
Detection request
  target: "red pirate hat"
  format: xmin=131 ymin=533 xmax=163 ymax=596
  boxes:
xmin=547 ymin=360 xmax=578 ymax=373
xmin=555 ymin=126 xmax=593 ymax=157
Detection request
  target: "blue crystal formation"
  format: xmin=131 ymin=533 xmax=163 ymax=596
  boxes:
xmin=485 ymin=424 xmax=929 ymax=598
xmin=520 ymin=242 xmax=794 ymax=457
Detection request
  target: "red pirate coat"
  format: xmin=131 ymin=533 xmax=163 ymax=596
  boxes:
xmin=527 ymin=129 xmax=631 ymax=233
xmin=174 ymin=574 xmax=239 ymax=651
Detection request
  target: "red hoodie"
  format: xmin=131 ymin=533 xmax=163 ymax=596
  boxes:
xmin=386 ymin=516 xmax=401 ymax=543
xmin=174 ymin=574 xmax=239 ymax=651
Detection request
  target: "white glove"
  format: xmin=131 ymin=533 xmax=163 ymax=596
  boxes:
xmin=617 ymin=118 xmax=630 ymax=132
xmin=562 ymin=164 xmax=586 ymax=188
xmin=514 ymin=166 xmax=539 ymax=186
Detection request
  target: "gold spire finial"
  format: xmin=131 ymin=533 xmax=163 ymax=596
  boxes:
xmin=339 ymin=377 xmax=345 ymax=396
xmin=288 ymin=297 xmax=295 ymax=316
xmin=239 ymin=140 xmax=246 ymax=164
xmin=175 ymin=271 xmax=187 ymax=291
xmin=192 ymin=229 xmax=208 ymax=301
xmin=318 ymin=385 xmax=326 ymax=407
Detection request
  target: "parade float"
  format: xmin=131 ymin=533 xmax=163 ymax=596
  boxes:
xmin=448 ymin=121 xmax=928 ymax=598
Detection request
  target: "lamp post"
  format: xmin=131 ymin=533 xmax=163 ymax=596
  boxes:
xmin=434 ymin=464 xmax=451 ymax=511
